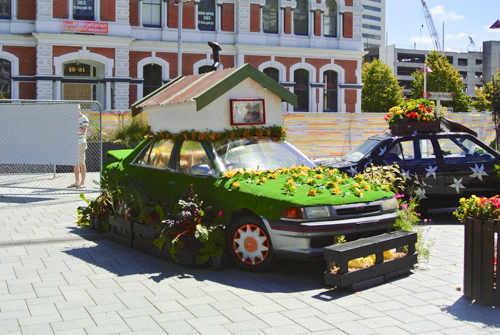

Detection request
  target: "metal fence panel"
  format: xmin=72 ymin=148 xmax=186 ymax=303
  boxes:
xmin=0 ymin=100 xmax=102 ymax=194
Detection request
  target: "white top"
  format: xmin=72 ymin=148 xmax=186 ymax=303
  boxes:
xmin=78 ymin=114 xmax=89 ymax=144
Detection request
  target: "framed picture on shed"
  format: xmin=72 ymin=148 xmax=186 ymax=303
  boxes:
xmin=230 ymin=99 xmax=266 ymax=126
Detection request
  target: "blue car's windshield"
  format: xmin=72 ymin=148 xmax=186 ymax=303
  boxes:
xmin=343 ymin=139 xmax=381 ymax=163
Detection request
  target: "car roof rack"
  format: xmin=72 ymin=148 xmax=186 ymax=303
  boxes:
xmin=440 ymin=117 xmax=478 ymax=137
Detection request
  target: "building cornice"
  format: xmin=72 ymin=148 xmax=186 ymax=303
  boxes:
xmin=0 ymin=34 xmax=37 ymax=46
xmin=32 ymin=33 xmax=136 ymax=47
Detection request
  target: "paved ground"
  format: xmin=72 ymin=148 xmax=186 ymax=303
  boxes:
xmin=0 ymin=193 xmax=499 ymax=335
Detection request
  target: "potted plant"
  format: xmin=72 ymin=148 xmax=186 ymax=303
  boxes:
xmin=385 ymin=98 xmax=441 ymax=134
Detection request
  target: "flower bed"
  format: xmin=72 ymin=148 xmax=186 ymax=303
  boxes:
xmin=385 ymin=98 xmax=441 ymax=135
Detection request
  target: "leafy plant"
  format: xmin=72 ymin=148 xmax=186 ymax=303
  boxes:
xmin=195 ymin=211 xmax=225 ymax=265
xmin=111 ymin=115 xmax=149 ymax=148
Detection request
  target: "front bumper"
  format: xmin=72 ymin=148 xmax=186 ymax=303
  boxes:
xmin=262 ymin=212 xmax=398 ymax=260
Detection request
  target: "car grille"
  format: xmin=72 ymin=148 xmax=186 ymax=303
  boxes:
xmin=335 ymin=205 xmax=381 ymax=217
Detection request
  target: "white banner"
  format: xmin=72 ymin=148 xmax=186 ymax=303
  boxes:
xmin=0 ymin=104 xmax=79 ymax=165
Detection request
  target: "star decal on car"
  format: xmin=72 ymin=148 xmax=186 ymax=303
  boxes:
xmin=364 ymin=158 xmax=373 ymax=169
xmin=450 ymin=178 xmax=465 ymax=194
xmin=415 ymin=187 xmax=427 ymax=200
xmin=378 ymin=146 xmax=387 ymax=156
xmin=425 ymin=165 xmax=438 ymax=179
xmin=469 ymin=164 xmax=488 ymax=181
xmin=401 ymin=169 xmax=411 ymax=180
xmin=347 ymin=165 xmax=358 ymax=176
xmin=412 ymin=131 xmax=418 ymax=137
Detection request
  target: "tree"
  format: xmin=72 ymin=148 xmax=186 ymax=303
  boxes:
xmin=473 ymin=69 xmax=500 ymax=146
xmin=361 ymin=58 xmax=404 ymax=113
xmin=411 ymin=50 xmax=472 ymax=113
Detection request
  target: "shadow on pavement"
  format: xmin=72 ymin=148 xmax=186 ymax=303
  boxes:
xmin=441 ymin=296 xmax=500 ymax=328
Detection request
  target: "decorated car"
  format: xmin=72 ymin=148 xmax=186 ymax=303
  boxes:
xmin=105 ymin=63 xmax=398 ymax=272
xmin=325 ymin=100 xmax=500 ymax=212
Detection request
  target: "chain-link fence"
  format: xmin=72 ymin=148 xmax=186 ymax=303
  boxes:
xmin=0 ymin=100 xmax=103 ymax=195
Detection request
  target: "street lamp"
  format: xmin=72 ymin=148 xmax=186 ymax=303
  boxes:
xmin=172 ymin=0 xmax=190 ymax=77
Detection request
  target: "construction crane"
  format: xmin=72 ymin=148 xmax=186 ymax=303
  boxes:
xmin=421 ymin=0 xmax=441 ymax=51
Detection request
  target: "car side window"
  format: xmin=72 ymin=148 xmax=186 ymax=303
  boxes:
xmin=133 ymin=140 xmax=175 ymax=169
xmin=437 ymin=137 xmax=496 ymax=164
xmin=382 ymin=143 xmax=404 ymax=165
xmin=177 ymin=141 xmax=214 ymax=174
xmin=399 ymin=139 xmax=437 ymax=166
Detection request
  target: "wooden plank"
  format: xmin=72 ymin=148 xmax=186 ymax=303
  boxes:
xmin=335 ymin=254 xmax=418 ymax=287
xmin=464 ymin=217 xmax=473 ymax=298
xmin=481 ymin=219 xmax=495 ymax=305
xmin=471 ymin=218 xmax=483 ymax=300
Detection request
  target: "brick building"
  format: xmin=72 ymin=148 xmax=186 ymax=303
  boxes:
xmin=0 ymin=0 xmax=366 ymax=113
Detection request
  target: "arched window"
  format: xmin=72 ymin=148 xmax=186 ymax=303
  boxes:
xmin=143 ymin=0 xmax=161 ymax=27
xmin=294 ymin=69 xmax=309 ymax=111
xmin=143 ymin=64 xmax=163 ymax=97
xmin=324 ymin=0 xmax=337 ymax=37
xmin=0 ymin=0 xmax=11 ymax=19
xmin=263 ymin=67 xmax=279 ymax=83
xmin=0 ymin=59 xmax=12 ymax=99
xmin=323 ymin=70 xmax=338 ymax=112
xmin=198 ymin=0 xmax=215 ymax=31
xmin=263 ymin=0 xmax=278 ymax=33
xmin=198 ymin=65 xmax=212 ymax=74
xmin=294 ymin=0 xmax=308 ymax=35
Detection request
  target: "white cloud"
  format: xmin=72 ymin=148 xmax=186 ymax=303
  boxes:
xmin=430 ymin=5 xmax=465 ymax=21
xmin=410 ymin=36 xmax=434 ymax=45
xmin=445 ymin=32 xmax=469 ymax=40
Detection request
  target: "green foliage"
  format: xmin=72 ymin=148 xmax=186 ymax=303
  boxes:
xmin=411 ymin=50 xmax=472 ymax=113
xmin=361 ymin=58 xmax=405 ymax=113
xmin=473 ymin=69 xmax=500 ymax=113
xmin=360 ymin=164 xmax=404 ymax=194
xmin=111 ymin=115 xmax=149 ymax=148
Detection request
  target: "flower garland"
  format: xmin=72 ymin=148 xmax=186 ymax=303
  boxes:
xmin=385 ymin=98 xmax=438 ymax=126
xmin=148 ymin=125 xmax=287 ymax=143
xmin=221 ymin=165 xmax=392 ymax=198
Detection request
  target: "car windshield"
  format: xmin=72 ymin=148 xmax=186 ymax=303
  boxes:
xmin=343 ymin=139 xmax=381 ymax=163
xmin=213 ymin=137 xmax=316 ymax=171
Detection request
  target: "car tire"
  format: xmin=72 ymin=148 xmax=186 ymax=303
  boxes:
xmin=226 ymin=217 xmax=278 ymax=272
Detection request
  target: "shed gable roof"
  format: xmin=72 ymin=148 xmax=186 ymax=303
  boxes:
xmin=131 ymin=63 xmax=298 ymax=115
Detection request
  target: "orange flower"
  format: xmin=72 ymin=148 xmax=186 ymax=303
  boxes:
xmin=160 ymin=132 xmax=165 ymax=138
xmin=230 ymin=131 xmax=235 ymax=139
xmin=198 ymin=133 xmax=204 ymax=140
xmin=210 ymin=133 xmax=216 ymax=141
xmin=308 ymin=189 xmax=317 ymax=196
xmin=242 ymin=129 xmax=250 ymax=137
xmin=152 ymin=135 xmax=157 ymax=141
xmin=216 ymin=132 xmax=221 ymax=139
xmin=165 ymin=133 xmax=170 ymax=139
xmin=266 ymin=130 xmax=271 ymax=136
xmin=172 ymin=134 xmax=177 ymax=140
xmin=191 ymin=132 xmax=197 ymax=140
xmin=256 ymin=129 xmax=263 ymax=137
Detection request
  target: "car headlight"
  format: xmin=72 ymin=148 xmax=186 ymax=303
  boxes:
xmin=381 ymin=198 xmax=398 ymax=212
xmin=282 ymin=206 xmax=332 ymax=219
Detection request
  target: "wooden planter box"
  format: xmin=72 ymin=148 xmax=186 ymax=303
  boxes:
xmin=390 ymin=120 xmax=440 ymax=135
xmin=132 ymin=222 xmax=203 ymax=270
xmin=464 ymin=217 xmax=499 ymax=306
xmin=324 ymin=231 xmax=418 ymax=291
xmin=108 ymin=216 xmax=133 ymax=248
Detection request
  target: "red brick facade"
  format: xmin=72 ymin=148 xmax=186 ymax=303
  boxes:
xmin=334 ymin=59 xmax=357 ymax=83
xmin=168 ymin=0 xmax=195 ymax=29
xmin=250 ymin=4 xmax=260 ymax=32
xmin=18 ymin=0 xmax=36 ymax=20
xmin=129 ymin=85 xmax=137 ymax=109
xmin=244 ymin=56 xmax=272 ymax=68
xmin=130 ymin=0 xmax=139 ymax=26
xmin=129 ymin=51 xmax=152 ymax=79
xmin=3 ymin=46 xmax=36 ymax=75
xmin=284 ymin=7 xmax=291 ymax=34
xmin=343 ymin=12 xmax=353 ymax=38
xmin=345 ymin=0 xmax=353 ymax=6
xmin=221 ymin=3 xmax=234 ymax=32
xmin=345 ymin=89 xmax=357 ymax=113
xmin=314 ymin=10 xmax=321 ymax=36
xmin=19 ymin=82 xmax=36 ymax=99
xmin=275 ymin=57 xmax=301 ymax=81
xmin=101 ymin=0 xmax=116 ymax=22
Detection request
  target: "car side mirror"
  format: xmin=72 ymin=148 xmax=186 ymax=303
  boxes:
xmin=191 ymin=164 xmax=212 ymax=176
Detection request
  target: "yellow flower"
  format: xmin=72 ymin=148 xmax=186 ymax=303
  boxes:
xmin=256 ymin=179 xmax=261 ymax=183
xmin=224 ymin=170 xmax=237 ymax=178
xmin=269 ymin=169 xmax=275 ymax=173
xmin=459 ymin=197 xmax=466 ymax=202
xmin=314 ymin=174 xmax=323 ymax=179
xmin=286 ymin=179 xmax=294 ymax=185
xmin=307 ymin=178 xmax=315 ymax=185
xmin=308 ymin=189 xmax=316 ymax=196
xmin=300 ymin=171 xmax=308 ymax=177
xmin=256 ymin=170 xmax=263 ymax=175
xmin=290 ymin=185 xmax=296 ymax=191
xmin=332 ymin=187 xmax=341 ymax=195
xmin=269 ymin=174 xmax=277 ymax=179
xmin=292 ymin=173 xmax=299 ymax=178
xmin=232 ymin=181 xmax=241 ymax=190
xmin=261 ymin=177 xmax=267 ymax=183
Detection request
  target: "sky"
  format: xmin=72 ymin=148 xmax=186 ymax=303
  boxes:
xmin=385 ymin=0 xmax=500 ymax=52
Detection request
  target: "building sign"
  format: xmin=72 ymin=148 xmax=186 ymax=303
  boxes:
xmin=428 ymin=92 xmax=453 ymax=101
xmin=64 ymin=63 xmax=91 ymax=77
xmin=61 ymin=20 xmax=109 ymax=34
xmin=198 ymin=0 xmax=215 ymax=30
xmin=73 ymin=0 xmax=94 ymax=20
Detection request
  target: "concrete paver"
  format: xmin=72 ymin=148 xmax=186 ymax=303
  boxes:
xmin=0 ymin=193 xmax=500 ymax=335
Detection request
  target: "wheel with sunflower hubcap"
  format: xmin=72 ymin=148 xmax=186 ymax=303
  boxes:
xmin=226 ymin=217 xmax=277 ymax=272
